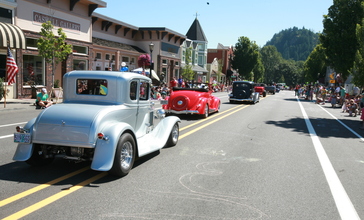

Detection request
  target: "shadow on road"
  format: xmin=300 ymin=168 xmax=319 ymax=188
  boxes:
xmin=0 ymin=150 xmax=161 ymax=184
xmin=265 ymin=116 xmax=362 ymax=139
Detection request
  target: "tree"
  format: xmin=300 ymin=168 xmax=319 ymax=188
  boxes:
xmin=37 ymin=21 xmax=72 ymax=87
xmin=266 ymin=27 xmax=319 ymax=61
xmin=352 ymin=17 xmax=364 ymax=88
xmin=260 ymin=45 xmax=282 ymax=83
xmin=181 ymin=48 xmax=195 ymax=80
xmin=252 ymin=53 xmax=264 ymax=83
xmin=280 ymin=60 xmax=304 ymax=86
xmin=303 ymin=44 xmax=327 ymax=83
xmin=232 ymin=36 xmax=259 ymax=80
xmin=320 ymin=0 xmax=364 ymax=81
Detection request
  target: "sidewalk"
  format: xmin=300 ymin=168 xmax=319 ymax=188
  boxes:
xmin=0 ymin=98 xmax=37 ymax=111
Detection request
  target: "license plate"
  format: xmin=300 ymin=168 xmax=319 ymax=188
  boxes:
xmin=14 ymin=133 xmax=31 ymax=144
xmin=160 ymin=100 xmax=168 ymax=105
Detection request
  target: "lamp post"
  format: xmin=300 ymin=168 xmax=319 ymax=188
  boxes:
xmin=149 ymin=42 xmax=154 ymax=79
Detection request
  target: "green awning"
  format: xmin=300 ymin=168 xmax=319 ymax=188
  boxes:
xmin=0 ymin=22 xmax=26 ymax=49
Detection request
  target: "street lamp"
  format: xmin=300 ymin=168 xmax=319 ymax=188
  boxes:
xmin=149 ymin=42 xmax=154 ymax=79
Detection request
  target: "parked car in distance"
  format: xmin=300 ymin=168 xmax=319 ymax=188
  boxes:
xmin=254 ymin=83 xmax=267 ymax=97
xmin=161 ymin=87 xmax=220 ymax=118
xmin=265 ymin=85 xmax=276 ymax=94
xmin=229 ymin=81 xmax=260 ymax=104
xmin=13 ymin=71 xmax=181 ymax=177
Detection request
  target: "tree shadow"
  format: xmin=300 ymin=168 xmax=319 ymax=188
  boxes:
xmin=265 ymin=116 xmax=361 ymax=139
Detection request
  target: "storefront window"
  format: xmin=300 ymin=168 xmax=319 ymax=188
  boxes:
xmin=23 ymin=55 xmax=44 ymax=86
xmin=73 ymin=60 xmax=87 ymax=70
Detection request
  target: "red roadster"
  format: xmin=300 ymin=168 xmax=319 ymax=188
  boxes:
xmin=161 ymin=87 xmax=221 ymax=118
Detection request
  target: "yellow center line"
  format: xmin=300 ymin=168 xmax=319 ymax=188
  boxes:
xmin=180 ymin=104 xmax=244 ymax=131
xmin=2 ymin=172 xmax=107 ymax=220
xmin=0 ymin=166 xmax=90 ymax=208
xmin=180 ymin=105 xmax=249 ymax=139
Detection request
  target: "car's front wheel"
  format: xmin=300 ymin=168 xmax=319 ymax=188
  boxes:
xmin=109 ymin=133 xmax=136 ymax=177
xmin=166 ymin=122 xmax=179 ymax=147
xmin=26 ymin=144 xmax=54 ymax=166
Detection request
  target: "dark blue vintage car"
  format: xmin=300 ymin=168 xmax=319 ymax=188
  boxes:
xmin=228 ymin=81 xmax=260 ymax=104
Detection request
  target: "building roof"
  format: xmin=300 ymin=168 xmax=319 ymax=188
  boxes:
xmin=186 ymin=18 xmax=207 ymax=42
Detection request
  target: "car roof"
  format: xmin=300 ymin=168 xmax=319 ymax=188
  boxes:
xmin=64 ymin=70 xmax=151 ymax=82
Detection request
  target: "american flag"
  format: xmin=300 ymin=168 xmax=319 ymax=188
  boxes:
xmin=6 ymin=47 xmax=19 ymax=85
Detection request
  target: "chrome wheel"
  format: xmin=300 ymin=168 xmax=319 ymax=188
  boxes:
xmin=110 ymin=133 xmax=136 ymax=177
xmin=203 ymin=104 xmax=209 ymax=118
xmin=120 ymin=141 xmax=133 ymax=170
xmin=166 ymin=123 xmax=179 ymax=147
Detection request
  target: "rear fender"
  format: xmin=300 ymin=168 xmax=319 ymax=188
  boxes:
xmin=137 ymin=116 xmax=181 ymax=156
xmin=91 ymin=122 xmax=134 ymax=171
xmin=13 ymin=118 xmax=36 ymax=161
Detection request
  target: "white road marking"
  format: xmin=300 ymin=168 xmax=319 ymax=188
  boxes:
xmin=297 ymin=97 xmax=360 ymax=220
xmin=0 ymin=122 xmax=27 ymax=128
xmin=0 ymin=134 xmax=13 ymax=139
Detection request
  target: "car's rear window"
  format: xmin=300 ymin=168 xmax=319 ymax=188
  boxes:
xmin=77 ymin=79 xmax=108 ymax=96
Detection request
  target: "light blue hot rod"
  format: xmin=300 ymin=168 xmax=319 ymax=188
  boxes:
xmin=13 ymin=71 xmax=180 ymax=177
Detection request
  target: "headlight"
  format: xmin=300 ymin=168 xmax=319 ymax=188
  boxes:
xmin=156 ymin=109 xmax=166 ymax=119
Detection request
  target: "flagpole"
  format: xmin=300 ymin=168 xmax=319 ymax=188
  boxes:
xmin=3 ymin=41 xmax=10 ymax=108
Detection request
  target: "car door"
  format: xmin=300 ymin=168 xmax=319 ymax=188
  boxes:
xmin=134 ymin=80 xmax=153 ymax=137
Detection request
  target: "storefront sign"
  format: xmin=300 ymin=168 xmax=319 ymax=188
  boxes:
xmin=33 ymin=12 xmax=80 ymax=32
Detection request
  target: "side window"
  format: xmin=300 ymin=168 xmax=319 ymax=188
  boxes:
xmin=139 ymin=81 xmax=149 ymax=101
xmin=130 ymin=81 xmax=137 ymax=100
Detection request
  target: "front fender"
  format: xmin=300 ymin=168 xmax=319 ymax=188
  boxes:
xmin=91 ymin=122 xmax=134 ymax=171
xmin=13 ymin=118 xmax=36 ymax=161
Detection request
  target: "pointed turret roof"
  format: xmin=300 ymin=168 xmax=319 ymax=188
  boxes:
xmin=186 ymin=18 xmax=207 ymax=42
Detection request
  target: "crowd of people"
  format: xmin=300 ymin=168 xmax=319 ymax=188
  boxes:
xmin=295 ymin=84 xmax=364 ymax=129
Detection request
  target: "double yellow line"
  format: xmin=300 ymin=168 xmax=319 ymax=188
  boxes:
xmin=1 ymin=167 xmax=107 ymax=220
xmin=1 ymin=101 xmax=255 ymax=219
xmin=179 ymin=104 xmax=250 ymax=139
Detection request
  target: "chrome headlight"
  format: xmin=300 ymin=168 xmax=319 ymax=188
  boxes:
xmin=155 ymin=109 xmax=166 ymax=119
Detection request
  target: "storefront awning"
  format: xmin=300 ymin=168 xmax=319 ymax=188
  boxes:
xmin=0 ymin=22 xmax=26 ymax=49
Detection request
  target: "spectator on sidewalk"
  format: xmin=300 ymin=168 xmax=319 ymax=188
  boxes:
xmin=36 ymin=88 xmax=52 ymax=109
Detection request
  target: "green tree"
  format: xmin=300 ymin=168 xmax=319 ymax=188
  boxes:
xmin=232 ymin=36 xmax=259 ymax=80
xmin=320 ymin=0 xmax=364 ymax=81
xmin=181 ymin=47 xmax=195 ymax=80
xmin=303 ymin=44 xmax=327 ymax=83
xmin=37 ymin=21 xmax=72 ymax=87
xmin=280 ymin=60 xmax=304 ymax=86
xmin=252 ymin=53 xmax=264 ymax=83
xmin=260 ymin=45 xmax=282 ymax=83
xmin=352 ymin=16 xmax=364 ymax=88
xmin=266 ymin=27 xmax=319 ymax=61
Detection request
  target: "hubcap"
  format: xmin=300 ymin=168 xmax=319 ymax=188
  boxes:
xmin=172 ymin=124 xmax=179 ymax=142
xmin=120 ymin=141 xmax=133 ymax=169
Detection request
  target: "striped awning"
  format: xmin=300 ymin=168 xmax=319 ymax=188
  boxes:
xmin=0 ymin=22 xmax=26 ymax=49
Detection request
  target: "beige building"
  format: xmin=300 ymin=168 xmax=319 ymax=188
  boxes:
xmin=0 ymin=0 xmax=186 ymax=99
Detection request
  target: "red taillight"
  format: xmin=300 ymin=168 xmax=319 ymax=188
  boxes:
xmin=97 ymin=133 xmax=104 ymax=139
xmin=16 ymin=126 xmax=22 ymax=132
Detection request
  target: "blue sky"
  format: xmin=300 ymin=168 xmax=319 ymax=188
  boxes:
xmin=95 ymin=0 xmax=333 ymax=48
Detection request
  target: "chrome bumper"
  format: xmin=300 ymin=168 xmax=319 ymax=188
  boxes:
xmin=165 ymin=109 xmax=199 ymax=114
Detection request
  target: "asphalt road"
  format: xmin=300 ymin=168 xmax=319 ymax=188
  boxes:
xmin=1 ymin=91 xmax=364 ymax=220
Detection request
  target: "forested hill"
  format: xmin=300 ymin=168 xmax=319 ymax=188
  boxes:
xmin=265 ymin=27 xmax=319 ymax=61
